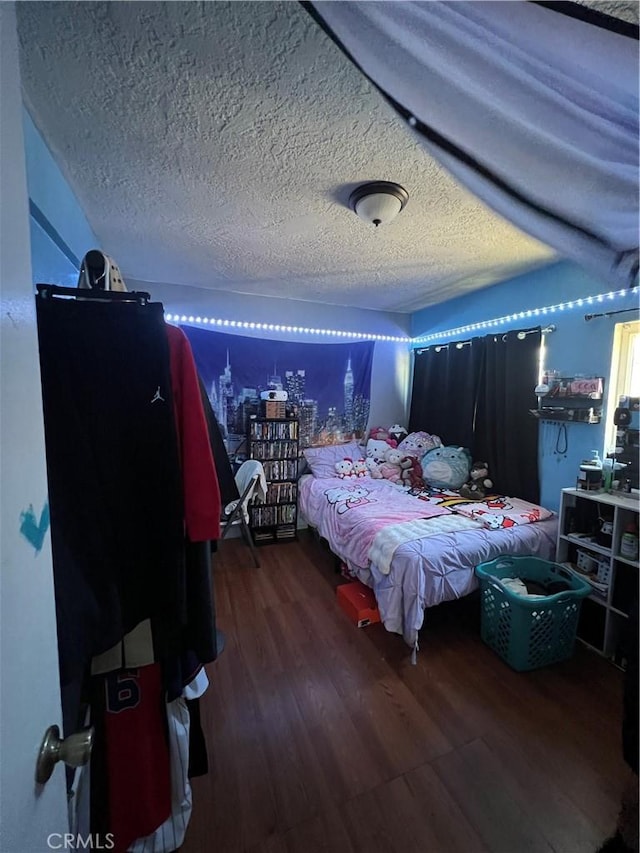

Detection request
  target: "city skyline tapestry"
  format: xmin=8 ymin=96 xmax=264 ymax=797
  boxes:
xmin=181 ymin=326 xmax=374 ymax=458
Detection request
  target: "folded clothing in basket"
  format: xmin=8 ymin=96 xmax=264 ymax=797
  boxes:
xmin=501 ymin=578 xmax=544 ymax=598
xmin=500 ymin=576 xmax=572 ymax=598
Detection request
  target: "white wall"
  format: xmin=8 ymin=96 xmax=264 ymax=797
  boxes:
xmin=133 ymin=279 xmax=413 ymax=432
xmin=1 ymin=3 xmax=68 ymax=844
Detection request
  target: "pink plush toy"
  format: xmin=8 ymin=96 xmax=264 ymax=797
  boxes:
xmin=335 ymin=458 xmax=355 ymax=479
xmin=397 ymin=431 xmax=442 ymax=459
xmin=379 ymin=446 xmax=403 ymax=483
xmin=368 ymin=426 xmax=391 ymax=442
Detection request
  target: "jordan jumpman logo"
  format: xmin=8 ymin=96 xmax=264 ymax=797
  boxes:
xmin=151 ymin=386 xmax=165 ymax=404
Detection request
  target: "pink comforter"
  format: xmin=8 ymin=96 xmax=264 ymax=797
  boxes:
xmin=302 ymin=477 xmax=450 ymax=568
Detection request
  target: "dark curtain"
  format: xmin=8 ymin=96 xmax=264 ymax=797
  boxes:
xmin=409 ymin=337 xmax=484 ymax=449
xmin=474 ymin=329 xmax=541 ymax=503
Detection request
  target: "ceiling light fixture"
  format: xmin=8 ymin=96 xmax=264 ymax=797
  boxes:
xmin=349 ymin=181 xmax=409 ymax=227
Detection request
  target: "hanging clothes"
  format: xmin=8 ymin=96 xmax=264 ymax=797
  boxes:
xmin=161 ymin=322 xmax=221 ymax=698
xmin=89 ymin=322 xmax=222 ymax=682
xmin=165 ymin=323 xmax=220 ymax=542
xmin=128 ymin=669 xmax=210 ymax=853
xmin=37 ymin=282 xmax=222 ymax=852
xmin=90 ymin=664 xmax=172 ymax=853
xmin=198 ymin=375 xmax=239 ymax=508
xmin=36 ymin=293 xmax=186 ymax=694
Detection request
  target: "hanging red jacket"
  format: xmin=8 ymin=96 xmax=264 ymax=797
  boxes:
xmin=165 ymin=323 xmax=221 ymax=542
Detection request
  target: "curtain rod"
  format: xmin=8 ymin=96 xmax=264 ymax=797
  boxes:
xmin=416 ymin=324 xmax=554 ymax=353
xmin=522 ymin=325 xmax=555 ymax=336
xmin=584 ymin=307 xmax=639 ymax=321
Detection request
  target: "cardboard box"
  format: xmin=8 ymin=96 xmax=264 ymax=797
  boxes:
xmin=336 ymin=581 xmax=381 ymax=628
xmin=264 ymin=400 xmax=286 ymax=419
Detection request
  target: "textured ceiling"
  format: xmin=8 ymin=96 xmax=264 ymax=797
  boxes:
xmin=16 ymin=1 xmax=561 ymax=313
xmin=573 ymin=1 xmax=639 ymax=22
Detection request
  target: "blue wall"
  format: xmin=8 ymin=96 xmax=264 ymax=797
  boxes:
xmin=22 ymin=106 xmax=639 ymax=511
xmin=22 ymin=109 xmax=98 ymax=286
xmin=411 ymin=261 xmax=639 ymax=511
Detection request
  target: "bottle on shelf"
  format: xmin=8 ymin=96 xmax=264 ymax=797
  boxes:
xmin=620 ymin=520 xmax=639 ymax=561
xmin=578 ymin=450 xmax=603 ymax=490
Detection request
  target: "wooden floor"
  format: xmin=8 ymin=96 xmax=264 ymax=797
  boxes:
xmin=181 ymin=532 xmax=628 ymax=853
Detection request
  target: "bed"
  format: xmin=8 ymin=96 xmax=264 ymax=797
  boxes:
xmin=298 ymin=445 xmax=558 ymax=655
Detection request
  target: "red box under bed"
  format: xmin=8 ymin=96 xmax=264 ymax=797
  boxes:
xmin=336 ymin=581 xmax=381 ymax=628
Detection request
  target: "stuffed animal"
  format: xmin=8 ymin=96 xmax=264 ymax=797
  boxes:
xmin=379 ymin=446 xmax=404 ymax=483
xmin=365 ymin=457 xmax=383 ymax=478
xmin=335 ymin=458 xmax=356 ymax=479
xmin=399 ymin=455 xmax=424 ymax=489
xmin=388 ymin=424 xmax=408 ymax=444
xmin=459 ymin=461 xmax=493 ymax=501
xmin=421 ymin=446 xmax=472 ymax=490
xmin=368 ymin=426 xmax=391 ymax=442
xmin=365 ymin=437 xmax=396 ymax=465
xmin=398 ymin=431 xmax=442 ymax=459
xmin=352 ymin=458 xmax=367 ymax=478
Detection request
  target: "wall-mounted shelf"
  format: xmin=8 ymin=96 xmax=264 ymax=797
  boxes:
xmin=541 ymin=376 xmax=604 ymax=400
xmin=531 ymin=375 xmax=604 ymax=423
xmin=529 ymin=407 xmax=602 ymax=423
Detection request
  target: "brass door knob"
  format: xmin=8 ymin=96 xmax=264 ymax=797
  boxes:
xmin=35 ymin=725 xmax=94 ymax=785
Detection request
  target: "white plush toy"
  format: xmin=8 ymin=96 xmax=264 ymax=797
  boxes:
xmin=365 ymin=457 xmax=383 ymax=479
xmin=335 ymin=458 xmax=355 ymax=479
xmin=352 ymin=458 xmax=367 ymax=478
xmin=366 ymin=437 xmax=395 ymax=464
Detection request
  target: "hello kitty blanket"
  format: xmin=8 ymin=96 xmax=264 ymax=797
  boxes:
xmin=298 ymin=474 xmax=558 ymax=650
xmin=405 ymin=488 xmax=554 ymax=529
xmin=301 ymin=476 xmax=451 ymax=569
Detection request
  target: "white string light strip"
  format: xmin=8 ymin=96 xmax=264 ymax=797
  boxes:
xmin=164 ymin=313 xmax=410 ymax=343
xmin=412 ymin=286 xmax=640 ymax=344
xmin=165 ymin=285 xmax=639 ymax=346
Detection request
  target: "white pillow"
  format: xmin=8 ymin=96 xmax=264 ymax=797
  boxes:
xmin=303 ymin=442 xmax=363 ymax=479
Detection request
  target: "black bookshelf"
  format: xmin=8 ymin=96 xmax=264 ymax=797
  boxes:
xmin=247 ymin=416 xmax=299 ymax=545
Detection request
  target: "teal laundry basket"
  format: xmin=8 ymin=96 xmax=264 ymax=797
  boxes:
xmin=475 ymin=556 xmax=591 ymax=672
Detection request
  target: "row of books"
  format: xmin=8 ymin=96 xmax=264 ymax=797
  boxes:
xmin=255 ymin=482 xmax=297 ymax=503
xmin=262 ymin=460 xmax=298 ymax=481
xmin=250 ymin=504 xmax=297 ymax=527
xmin=252 ymin=524 xmax=297 ymax=543
xmin=249 ymin=421 xmax=298 ymax=440
xmin=249 ymin=441 xmax=298 ymax=460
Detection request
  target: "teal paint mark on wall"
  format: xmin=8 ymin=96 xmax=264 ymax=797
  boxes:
xmin=19 ymin=501 xmax=50 ymax=553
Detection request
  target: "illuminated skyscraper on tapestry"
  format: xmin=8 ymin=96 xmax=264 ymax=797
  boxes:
xmin=344 ymin=355 xmax=354 ymax=432
xmin=181 ymin=326 xmax=374 ymax=455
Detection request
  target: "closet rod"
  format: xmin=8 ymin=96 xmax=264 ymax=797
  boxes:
xmin=36 ymin=283 xmax=151 ymax=305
